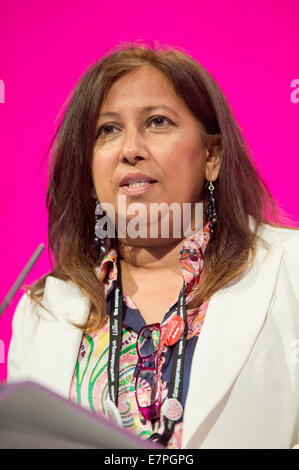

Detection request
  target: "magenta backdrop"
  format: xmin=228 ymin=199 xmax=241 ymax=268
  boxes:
xmin=0 ymin=0 xmax=298 ymax=382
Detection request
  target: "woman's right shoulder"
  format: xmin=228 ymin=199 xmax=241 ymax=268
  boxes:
xmin=10 ymin=289 xmax=46 ymax=347
xmin=7 ymin=275 xmax=91 ymax=383
xmin=9 ymin=274 xmax=79 ymax=354
xmin=15 ymin=273 xmax=91 ymax=325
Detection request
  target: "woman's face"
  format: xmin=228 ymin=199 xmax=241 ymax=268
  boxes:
xmin=92 ymin=65 xmax=220 ymax=241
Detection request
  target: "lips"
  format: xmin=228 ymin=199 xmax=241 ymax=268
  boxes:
xmin=119 ymin=172 xmax=158 ymax=187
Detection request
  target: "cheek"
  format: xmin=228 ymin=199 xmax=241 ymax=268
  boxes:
xmin=164 ymin=135 xmax=203 ymax=164
xmin=165 ymin=144 xmax=205 ymax=181
xmin=91 ymin=160 xmax=114 ymax=205
xmin=92 ymin=152 xmax=114 ymax=186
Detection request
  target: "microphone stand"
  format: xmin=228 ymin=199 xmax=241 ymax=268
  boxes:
xmin=0 ymin=244 xmax=45 ymax=316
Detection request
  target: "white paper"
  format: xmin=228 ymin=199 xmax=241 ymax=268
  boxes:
xmin=0 ymin=381 xmax=162 ymax=449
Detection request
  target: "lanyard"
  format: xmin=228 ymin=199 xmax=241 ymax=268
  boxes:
xmin=107 ymin=256 xmax=187 ymax=447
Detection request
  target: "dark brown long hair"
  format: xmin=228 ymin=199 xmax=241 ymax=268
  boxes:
xmin=26 ymin=40 xmax=298 ymax=332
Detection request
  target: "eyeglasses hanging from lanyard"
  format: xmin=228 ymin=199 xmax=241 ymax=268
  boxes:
xmin=135 ymin=323 xmax=163 ymax=421
xmin=106 ymin=256 xmax=188 ymax=447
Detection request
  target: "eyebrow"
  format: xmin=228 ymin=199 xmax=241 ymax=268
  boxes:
xmin=98 ymin=105 xmax=180 ymax=119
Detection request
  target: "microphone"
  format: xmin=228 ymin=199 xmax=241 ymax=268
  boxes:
xmin=0 ymin=243 xmax=45 ymax=316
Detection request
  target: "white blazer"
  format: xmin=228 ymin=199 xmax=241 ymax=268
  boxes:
xmin=7 ymin=222 xmax=299 ymax=449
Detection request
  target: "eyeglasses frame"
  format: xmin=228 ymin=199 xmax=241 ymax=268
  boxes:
xmin=135 ymin=323 xmax=164 ymax=421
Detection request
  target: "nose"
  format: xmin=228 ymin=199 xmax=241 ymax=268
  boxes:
xmin=119 ymin=128 xmax=148 ymax=164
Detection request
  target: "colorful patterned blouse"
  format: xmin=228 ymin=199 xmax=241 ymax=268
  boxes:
xmin=69 ymin=223 xmax=211 ymax=448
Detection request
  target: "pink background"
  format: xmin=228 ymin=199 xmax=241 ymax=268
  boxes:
xmin=0 ymin=0 xmax=298 ymax=382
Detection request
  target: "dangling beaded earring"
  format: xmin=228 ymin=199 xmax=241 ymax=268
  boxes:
xmin=94 ymin=198 xmax=107 ymax=255
xmin=205 ymin=181 xmax=217 ymax=236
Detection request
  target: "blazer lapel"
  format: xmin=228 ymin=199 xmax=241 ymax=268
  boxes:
xmin=28 ymin=276 xmax=90 ymax=399
xmin=182 ymin=240 xmax=285 ymax=448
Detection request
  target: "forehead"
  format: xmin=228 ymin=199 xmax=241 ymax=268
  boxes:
xmin=99 ymin=65 xmax=184 ymax=113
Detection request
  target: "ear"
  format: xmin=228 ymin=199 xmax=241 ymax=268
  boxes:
xmin=204 ymin=134 xmax=222 ymax=182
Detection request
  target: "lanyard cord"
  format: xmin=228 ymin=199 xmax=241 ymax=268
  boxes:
xmin=107 ymin=256 xmax=187 ymax=447
xmin=156 ymin=283 xmax=187 ymax=446
xmin=107 ymin=257 xmax=123 ymax=406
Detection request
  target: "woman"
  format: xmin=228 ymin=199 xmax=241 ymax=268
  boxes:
xmin=7 ymin=42 xmax=299 ymax=449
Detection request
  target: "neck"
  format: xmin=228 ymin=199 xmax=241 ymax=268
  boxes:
xmin=116 ymin=212 xmax=208 ymax=274
xmin=118 ymin=237 xmax=187 ymax=273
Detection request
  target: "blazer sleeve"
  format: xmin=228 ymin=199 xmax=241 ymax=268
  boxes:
xmin=282 ymin=233 xmax=299 ymax=449
xmin=283 ymin=233 xmax=299 ymax=302
xmin=7 ymin=291 xmax=40 ymax=383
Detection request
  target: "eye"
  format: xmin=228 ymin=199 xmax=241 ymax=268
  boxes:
xmin=96 ymin=124 xmax=118 ymax=139
xmin=148 ymin=115 xmax=172 ymax=128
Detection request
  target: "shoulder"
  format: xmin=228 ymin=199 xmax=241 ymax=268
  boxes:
xmin=7 ymin=276 xmax=91 ymax=383
xmin=258 ymin=223 xmax=299 ymax=303
xmin=258 ymin=222 xmax=299 ymax=249
xmin=11 ymin=291 xmax=41 ymax=335
xmin=9 ymin=275 xmax=91 ymax=351
xmin=13 ymin=274 xmax=91 ymax=326
xmin=41 ymin=275 xmax=91 ymax=322
xmin=258 ymin=223 xmax=299 ymax=273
